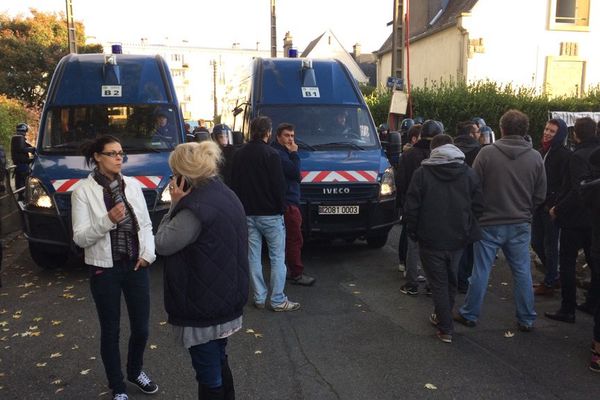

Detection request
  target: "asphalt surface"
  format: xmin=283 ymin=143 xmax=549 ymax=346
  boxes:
xmin=1 ymin=226 xmax=599 ymax=399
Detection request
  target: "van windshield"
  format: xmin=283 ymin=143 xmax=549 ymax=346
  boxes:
xmin=40 ymin=105 xmax=182 ymax=154
xmin=259 ymin=106 xmax=379 ymax=150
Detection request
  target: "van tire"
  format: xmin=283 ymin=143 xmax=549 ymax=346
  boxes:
xmin=29 ymin=243 xmax=68 ymax=269
xmin=366 ymin=234 xmax=388 ymax=249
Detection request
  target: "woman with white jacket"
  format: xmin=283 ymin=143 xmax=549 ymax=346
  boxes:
xmin=71 ymin=135 xmax=158 ymax=400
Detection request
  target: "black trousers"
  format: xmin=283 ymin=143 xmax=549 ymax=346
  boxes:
xmin=559 ymin=228 xmax=592 ymax=313
xmin=420 ymin=245 xmax=463 ymax=334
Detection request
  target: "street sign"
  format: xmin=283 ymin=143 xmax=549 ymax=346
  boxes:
xmin=387 ymin=76 xmax=404 ymax=90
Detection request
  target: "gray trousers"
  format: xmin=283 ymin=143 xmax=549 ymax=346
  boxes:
xmin=420 ymin=246 xmax=464 ymax=334
xmin=406 ymin=236 xmax=423 ymax=286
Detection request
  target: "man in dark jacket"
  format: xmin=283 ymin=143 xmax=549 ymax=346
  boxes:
xmin=272 ymin=123 xmax=315 ymax=286
xmin=453 ymin=121 xmax=482 ymax=292
xmin=531 ymin=118 xmax=571 ymax=296
xmin=10 ymin=123 xmax=35 ymax=199
xmin=398 ymin=120 xmax=443 ymax=295
xmin=546 ymin=117 xmax=600 ymax=323
xmin=231 ymin=116 xmax=300 ymax=311
xmin=457 ymin=110 xmax=546 ymax=331
xmin=404 ymin=134 xmax=483 ymax=343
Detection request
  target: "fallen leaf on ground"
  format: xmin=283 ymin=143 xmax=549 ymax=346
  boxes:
xmin=504 ymin=331 xmax=515 ymax=338
xmin=56 ymin=333 xmax=65 ymax=338
xmin=245 ymin=329 xmax=255 ymax=334
xmin=51 ymin=320 xmax=62 ymax=326
xmin=36 ymin=363 xmax=47 ymax=367
xmin=424 ymin=383 xmax=437 ymax=390
xmin=352 ymin=291 xmax=361 ymax=295
xmin=150 ymin=345 xmax=158 ymax=349
xmin=80 ymin=369 xmax=91 ymax=375
xmin=33 ymin=317 xmax=43 ymax=322
xmin=30 ymin=331 xmax=41 ymax=337
xmin=50 ymin=352 xmax=62 ymax=358
xmin=89 ymin=357 xmax=96 ymax=360
xmin=29 ymin=326 xmax=38 ymax=330
xmin=501 ymin=282 xmax=508 ymax=286
xmin=0 ymin=310 xmax=6 ymax=315
xmin=55 ymin=388 xmax=64 ymax=393
xmin=0 ymin=322 xmax=7 ymax=327
xmin=254 ymin=333 xmax=263 ymax=338
xmin=51 ymin=379 xmax=62 ymax=385
xmin=159 ymin=321 xmax=167 ymax=326
xmin=348 ymin=283 xmax=356 ymax=287
xmin=71 ymin=344 xmax=79 ymax=350
xmin=254 ymin=350 xmax=262 ymax=355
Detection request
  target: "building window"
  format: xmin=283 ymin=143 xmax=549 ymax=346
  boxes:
xmin=549 ymin=0 xmax=590 ymax=31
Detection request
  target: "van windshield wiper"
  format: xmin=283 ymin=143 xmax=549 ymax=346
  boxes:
xmin=295 ymin=138 xmax=315 ymax=151
xmin=123 ymin=145 xmax=161 ymax=153
xmin=313 ymin=142 xmax=364 ymax=150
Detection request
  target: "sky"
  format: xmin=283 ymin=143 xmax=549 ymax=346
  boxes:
xmin=2 ymin=0 xmax=393 ymax=52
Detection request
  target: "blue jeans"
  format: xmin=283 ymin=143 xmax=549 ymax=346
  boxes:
xmin=90 ymin=260 xmax=150 ymax=395
xmin=247 ymin=215 xmax=288 ymax=306
xmin=531 ymin=207 xmax=560 ymax=287
xmin=459 ymin=223 xmax=537 ymax=327
xmin=188 ymin=338 xmax=227 ymax=388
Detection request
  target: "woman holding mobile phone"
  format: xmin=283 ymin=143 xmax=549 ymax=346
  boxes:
xmin=71 ymin=135 xmax=158 ymax=400
xmin=155 ymin=141 xmax=248 ymax=399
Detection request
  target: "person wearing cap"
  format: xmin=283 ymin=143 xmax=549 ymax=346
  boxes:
xmin=10 ymin=123 xmax=36 ymax=199
xmin=272 ymin=122 xmax=316 ymax=287
xmin=530 ymin=118 xmax=570 ymax=296
xmin=397 ymin=120 xmax=443 ymax=295
xmin=151 ymin=112 xmax=174 ymax=145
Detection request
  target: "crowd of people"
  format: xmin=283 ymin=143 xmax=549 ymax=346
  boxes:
xmin=395 ymin=111 xmax=600 ymax=375
xmin=7 ymin=108 xmax=595 ymax=398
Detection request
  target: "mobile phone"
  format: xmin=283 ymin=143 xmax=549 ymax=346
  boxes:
xmin=177 ymin=175 xmax=191 ymax=191
xmin=170 ymin=174 xmax=191 ymax=191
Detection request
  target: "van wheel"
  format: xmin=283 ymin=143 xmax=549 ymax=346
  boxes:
xmin=29 ymin=243 xmax=68 ymax=269
xmin=366 ymin=234 xmax=389 ymax=249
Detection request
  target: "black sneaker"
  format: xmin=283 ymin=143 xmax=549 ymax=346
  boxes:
xmin=128 ymin=371 xmax=158 ymax=394
xmin=453 ymin=312 xmax=476 ymax=327
xmin=400 ymin=284 xmax=418 ymax=296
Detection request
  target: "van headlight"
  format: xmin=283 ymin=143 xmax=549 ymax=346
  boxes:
xmin=159 ymin=185 xmax=171 ymax=203
xmin=379 ymin=167 xmax=396 ymax=198
xmin=26 ymin=177 xmax=54 ymax=209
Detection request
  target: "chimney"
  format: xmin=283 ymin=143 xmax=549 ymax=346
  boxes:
xmin=283 ymin=31 xmax=293 ymax=57
xmin=353 ymin=43 xmax=361 ymax=60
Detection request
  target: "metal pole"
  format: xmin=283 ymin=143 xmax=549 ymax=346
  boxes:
xmin=270 ymin=0 xmax=277 ymax=57
xmin=391 ymin=0 xmax=403 ymax=81
xmin=212 ymin=60 xmax=218 ymax=121
xmin=65 ymin=0 xmax=78 ymax=53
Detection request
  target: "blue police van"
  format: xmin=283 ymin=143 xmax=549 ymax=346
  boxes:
xmin=222 ymin=58 xmax=399 ymax=247
xmin=16 ymin=49 xmax=182 ymax=268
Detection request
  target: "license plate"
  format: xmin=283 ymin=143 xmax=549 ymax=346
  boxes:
xmin=318 ymin=205 xmax=359 ymax=215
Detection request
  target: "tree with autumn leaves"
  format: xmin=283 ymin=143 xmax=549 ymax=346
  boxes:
xmin=0 ymin=9 xmax=102 ymax=149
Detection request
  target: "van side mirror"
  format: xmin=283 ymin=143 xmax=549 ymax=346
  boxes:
xmin=385 ymin=131 xmax=402 ymax=167
xmin=232 ymin=131 xmax=244 ymax=145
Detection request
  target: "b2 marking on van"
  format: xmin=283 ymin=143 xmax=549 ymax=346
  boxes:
xmin=301 ymin=87 xmax=320 ymax=98
xmin=101 ymin=85 xmax=122 ymax=97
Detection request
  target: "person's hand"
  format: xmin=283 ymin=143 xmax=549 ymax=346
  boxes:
xmin=549 ymin=206 xmax=557 ymax=220
xmin=285 ymin=141 xmax=298 ymax=153
xmin=169 ymin=176 xmax=191 ymax=204
xmin=108 ymin=203 xmax=126 ymax=224
xmin=134 ymin=258 xmax=149 ymax=271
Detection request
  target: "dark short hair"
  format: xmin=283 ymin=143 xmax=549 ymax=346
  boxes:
xmin=546 ymin=119 xmax=561 ymax=129
xmin=276 ymin=123 xmax=295 ymax=136
xmin=574 ymin=117 xmax=597 ymax=142
xmin=499 ymin=109 xmax=529 ymax=137
xmin=430 ymin=134 xmax=453 ymax=150
xmin=80 ymin=135 xmax=121 ymax=167
xmin=457 ymin=121 xmax=477 ymax=137
xmin=250 ymin=116 xmax=272 ymax=141
xmin=407 ymin=124 xmax=422 ymax=142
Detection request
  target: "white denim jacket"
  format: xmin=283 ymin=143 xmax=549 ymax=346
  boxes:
xmin=71 ymin=174 xmax=156 ymax=268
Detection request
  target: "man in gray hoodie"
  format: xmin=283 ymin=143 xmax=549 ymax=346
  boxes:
xmin=456 ymin=109 xmax=547 ymax=331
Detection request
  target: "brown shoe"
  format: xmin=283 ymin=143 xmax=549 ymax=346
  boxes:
xmin=533 ymin=285 xmax=554 ymax=296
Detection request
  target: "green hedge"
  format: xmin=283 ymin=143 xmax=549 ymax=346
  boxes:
xmin=0 ymin=95 xmax=36 ymax=161
xmin=366 ymin=80 xmax=600 ymax=144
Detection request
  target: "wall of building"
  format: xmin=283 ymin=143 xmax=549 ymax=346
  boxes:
xmin=104 ymin=41 xmax=278 ymax=121
xmin=464 ymin=0 xmax=599 ymax=95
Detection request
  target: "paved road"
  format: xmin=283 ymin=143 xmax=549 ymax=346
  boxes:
xmin=1 ymin=226 xmax=599 ymax=399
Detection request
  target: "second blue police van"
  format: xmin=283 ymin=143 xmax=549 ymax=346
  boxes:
xmin=16 ymin=49 xmax=183 ymax=268
xmin=222 ymin=58 xmax=399 ymax=247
